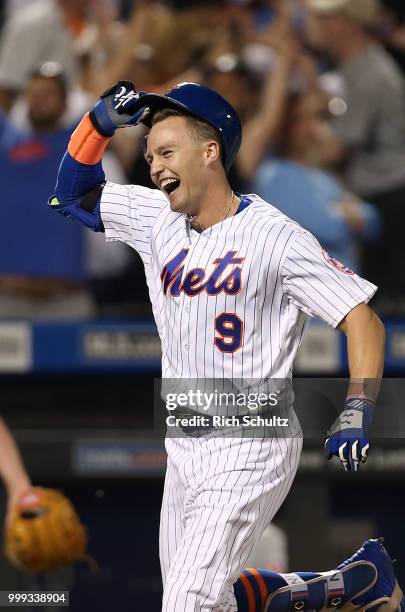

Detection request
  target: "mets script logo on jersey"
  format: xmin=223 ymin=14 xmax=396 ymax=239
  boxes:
xmin=161 ymin=249 xmax=244 ymax=297
xmin=321 ymin=249 xmax=354 ymax=275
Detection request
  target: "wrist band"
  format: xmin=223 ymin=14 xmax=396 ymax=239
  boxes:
xmin=68 ymin=113 xmax=111 ymax=165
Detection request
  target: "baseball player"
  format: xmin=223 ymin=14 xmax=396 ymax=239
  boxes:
xmin=48 ymin=82 xmax=396 ymax=611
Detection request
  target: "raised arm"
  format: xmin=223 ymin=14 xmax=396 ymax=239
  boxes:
xmin=237 ymin=38 xmax=299 ymax=180
xmin=49 ymin=82 xmax=147 ymax=231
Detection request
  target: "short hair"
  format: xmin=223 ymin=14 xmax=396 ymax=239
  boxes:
xmin=151 ymin=108 xmax=222 ymax=155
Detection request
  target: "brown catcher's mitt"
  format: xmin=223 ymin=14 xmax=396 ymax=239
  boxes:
xmin=5 ymin=487 xmax=87 ymax=573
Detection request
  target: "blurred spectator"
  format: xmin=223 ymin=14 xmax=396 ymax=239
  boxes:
xmin=82 ymin=2 xmax=219 ymax=97
xmin=201 ymin=56 xmax=262 ymax=192
xmin=194 ymin=4 xmax=323 ymax=184
xmin=307 ymin=0 xmax=405 ymax=312
xmin=15 ymin=62 xmax=69 ymax=134
xmin=78 ymin=2 xmax=218 ymax=177
xmin=253 ymin=90 xmax=380 ymax=273
xmin=9 ymin=56 xmax=90 ymax=132
xmin=0 ymin=65 xmax=93 ymax=319
xmin=202 ymin=57 xmax=259 ymax=124
xmin=0 ymin=0 xmax=92 ymax=111
xmin=0 ymin=63 xmax=132 ymax=320
xmin=200 ymin=33 xmax=308 ymax=190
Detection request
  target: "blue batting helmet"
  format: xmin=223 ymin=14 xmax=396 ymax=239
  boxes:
xmin=138 ymin=82 xmax=242 ymax=173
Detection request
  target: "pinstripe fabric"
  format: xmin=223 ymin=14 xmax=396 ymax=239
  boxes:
xmin=160 ymin=435 xmax=302 ymax=611
xmin=100 ymin=185 xmax=377 ymax=611
xmin=101 ymin=185 xmax=376 ymax=380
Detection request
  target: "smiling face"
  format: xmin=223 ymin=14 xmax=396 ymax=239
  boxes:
xmin=145 ymin=113 xmax=222 ymax=215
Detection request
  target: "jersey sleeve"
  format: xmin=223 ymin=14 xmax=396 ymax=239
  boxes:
xmin=281 ymin=230 xmax=377 ymax=327
xmin=100 ymin=182 xmax=168 ymax=265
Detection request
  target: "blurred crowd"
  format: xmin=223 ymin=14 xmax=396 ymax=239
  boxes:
xmin=1 ymin=0 xmax=405 ymax=320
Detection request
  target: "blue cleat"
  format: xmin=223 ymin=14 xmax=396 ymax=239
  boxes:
xmin=264 ymin=560 xmax=378 ymax=612
xmin=263 ymin=538 xmax=403 ymax=612
xmin=337 ymin=538 xmax=404 ymax=612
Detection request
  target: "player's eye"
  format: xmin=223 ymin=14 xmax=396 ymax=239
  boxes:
xmin=162 ymin=150 xmax=172 ymax=158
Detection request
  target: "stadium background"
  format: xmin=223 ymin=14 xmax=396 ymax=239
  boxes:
xmin=0 ymin=0 xmax=404 ymax=610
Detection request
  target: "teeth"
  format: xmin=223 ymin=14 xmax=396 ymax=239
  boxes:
xmin=161 ymin=178 xmax=178 ymax=189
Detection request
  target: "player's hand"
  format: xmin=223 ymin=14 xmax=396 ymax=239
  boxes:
xmin=324 ymin=396 xmax=374 ymax=471
xmin=5 ymin=487 xmax=88 ymax=573
xmin=4 ymin=482 xmax=33 ymax=534
xmin=90 ymin=80 xmax=149 ymax=137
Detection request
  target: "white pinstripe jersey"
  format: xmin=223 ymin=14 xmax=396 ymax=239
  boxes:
xmin=101 ymin=184 xmax=377 ymax=379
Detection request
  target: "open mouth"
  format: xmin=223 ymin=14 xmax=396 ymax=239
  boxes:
xmin=161 ymin=178 xmax=181 ymax=196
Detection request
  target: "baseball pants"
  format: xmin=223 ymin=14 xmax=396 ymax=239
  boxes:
xmin=160 ymin=433 xmax=302 ymax=611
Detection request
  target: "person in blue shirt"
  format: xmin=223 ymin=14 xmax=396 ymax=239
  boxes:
xmin=252 ymin=90 xmax=380 ymax=274
xmin=0 ymin=64 xmax=92 ymax=319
